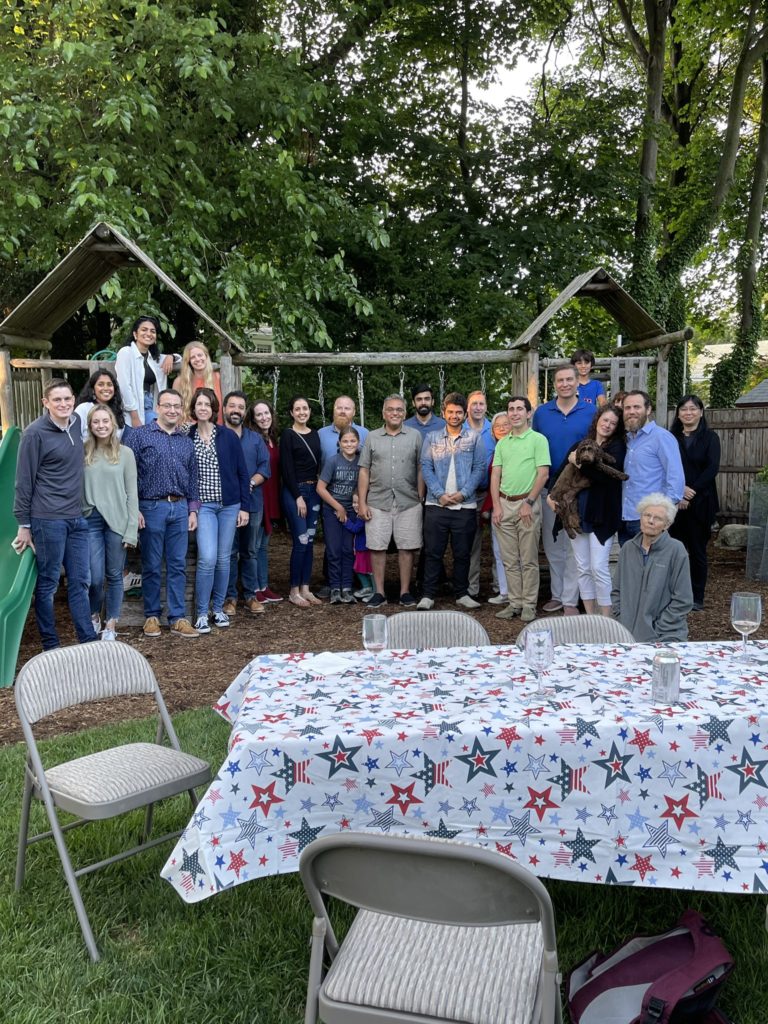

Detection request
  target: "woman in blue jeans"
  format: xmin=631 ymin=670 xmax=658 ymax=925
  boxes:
xmin=279 ymin=395 xmax=322 ymax=607
xmin=188 ymin=388 xmax=250 ymax=632
xmin=82 ymin=405 xmax=139 ymax=640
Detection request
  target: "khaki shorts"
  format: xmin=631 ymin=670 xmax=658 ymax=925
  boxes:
xmin=367 ymin=503 xmax=423 ymax=551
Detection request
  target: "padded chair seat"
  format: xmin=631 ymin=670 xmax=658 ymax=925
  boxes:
xmin=323 ymin=908 xmax=544 ymax=1024
xmin=44 ymin=743 xmax=211 ymax=819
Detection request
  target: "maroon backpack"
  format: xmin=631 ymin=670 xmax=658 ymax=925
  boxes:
xmin=567 ymin=909 xmax=734 ymax=1024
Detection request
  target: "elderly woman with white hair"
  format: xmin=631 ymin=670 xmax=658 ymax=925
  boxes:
xmin=612 ymin=493 xmax=693 ymax=642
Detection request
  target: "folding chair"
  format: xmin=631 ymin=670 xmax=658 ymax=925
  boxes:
xmin=388 ymin=610 xmax=490 ymax=649
xmin=300 ymin=832 xmax=562 ymax=1023
xmin=517 ymin=614 xmax=635 ymax=649
xmin=14 ymin=642 xmax=211 ymax=962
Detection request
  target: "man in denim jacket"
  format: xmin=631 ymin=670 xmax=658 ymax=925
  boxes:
xmin=418 ymin=392 xmax=489 ymax=610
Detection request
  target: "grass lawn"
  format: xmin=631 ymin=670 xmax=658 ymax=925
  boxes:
xmin=2 ymin=706 xmax=767 ymax=1023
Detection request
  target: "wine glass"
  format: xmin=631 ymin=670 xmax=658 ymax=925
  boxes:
xmin=362 ymin=614 xmax=388 ymax=679
xmin=730 ymin=592 xmax=762 ymax=661
xmin=523 ymin=627 xmax=554 ymax=695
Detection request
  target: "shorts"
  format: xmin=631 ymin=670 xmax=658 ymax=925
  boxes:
xmin=366 ymin=503 xmax=423 ymax=551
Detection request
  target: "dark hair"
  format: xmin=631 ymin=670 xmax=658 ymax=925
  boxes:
xmin=411 ymin=382 xmax=434 ymax=401
xmin=611 ymin=390 xmax=627 ymax=407
xmin=338 ymin=426 xmax=360 ymax=442
xmin=223 ymin=390 xmax=248 ymax=407
xmin=671 ymin=394 xmax=708 ymax=438
xmin=587 ymin=404 xmax=626 ymax=444
xmin=156 ymin=388 xmax=181 ymax=405
xmin=571 ymin=349 xmax=595 ymax=367
xmin=442 ymin=391 xmax=467 ymax=413
xmin=247 ymin=399 xmax=279 ymax=444
xmin=507 ymin=395 xmax=532 ymax=412
xmin=124 ymin=315 xmax=161 ymax=361
xmin=43 ymin=377 xmax=74 ymax=399
xmin=287 ymin=394 xmax=310 ymax=419
xmin=189 ymin=386 xmax=220 ymax=421
xmin=77 ymin=368 xmax=125 ymax=429
xmin=625 ymin=389 xmax=652 ymax=408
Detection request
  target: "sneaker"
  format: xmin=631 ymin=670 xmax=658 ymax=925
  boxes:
xmin=456 ymin=594 xmax=481 ymax=610
xmin=692 ymin=601 xmax=704 ymax=612
xmin=101 ymin=628 xmax=117 ymax=642
xmin=222 ymin=599 xmax=237 ymax=616
xmin=91 ymin=614 xmax=101 ymax=635
xmin=340 ymin=589 xmax=357 ymax=604
xmin=330 ymin=588 xmax=343 ymax=605
xmin=212 ymin=611 xmax=230 ymax=628
xmin=354 ymin=587 xmax=374 ymax=601
xmin=488 ymin=593 xmax=509 ymax=605
xmin=367 ymin=592 xmax=387 ymax=608
xmin=316 ymin=585 xmax=331 ymax=600
xmin=542 ymin=599 xmax=563 ymax=614
xmin=123 ymin=571 xmax=142 ymax=592
xmin=245 ymin=597 xmax=265 ymax=615
xmin=399 ymin=592 xmax=416 ymax=607
xmin=143 ymin=616 xmax=161 ymax=638
xmin=417 ymin=596 xmax=435 ymax=610
xmin=194 ymin=614 xmax=211 ymax=634
xmin=521 ymin=605 xmax=537 ymax=622
xmin=170 ymin=618 xmax=198 ymax=638
xmin=260 ymin=587 xmax=283 ymax=603
xmin=495 ymin=604 xmax=522 ymax=620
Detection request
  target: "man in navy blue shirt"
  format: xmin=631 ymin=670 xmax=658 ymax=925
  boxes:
xmin=124 ymin=389 xmax=200 ymax=638
xmin=532 ymin=365 xmax=594 ymax=615
xmin=404 ymin=383 xmax=446 ymax=439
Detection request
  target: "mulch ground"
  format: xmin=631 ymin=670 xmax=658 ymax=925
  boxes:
xmin=1 ymin=532 xmax=765 ymax=745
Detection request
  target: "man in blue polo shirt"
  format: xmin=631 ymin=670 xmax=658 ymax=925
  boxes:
xmin=532 ymin=365 xmax=594 ymax=615
xmin=318 ymin=395 xmax=368 ymax=466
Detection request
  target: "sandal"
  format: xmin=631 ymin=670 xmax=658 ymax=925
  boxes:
xmin=302 ymin=591 xmax=322 ymax=605
xmin=288 ymin=593 xmax=310 ymax=608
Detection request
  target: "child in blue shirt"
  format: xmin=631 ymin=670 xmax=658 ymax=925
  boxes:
xmin=571 ymin=349 xmax=606 ymax=407
xmin=317 ymin=426 xmax=360 ymax=604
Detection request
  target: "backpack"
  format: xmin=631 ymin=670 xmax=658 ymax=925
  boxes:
xmin=567 ymin=909 xmax=734 ymax=1024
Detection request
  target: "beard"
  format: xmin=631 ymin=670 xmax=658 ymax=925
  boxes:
xmin=333 ymin=414 xmax=351 ymax=429
xmin=226 ymin=413 xmax=243 ymax=426
xmin=416 ymin=405 xmax=431 ymax=417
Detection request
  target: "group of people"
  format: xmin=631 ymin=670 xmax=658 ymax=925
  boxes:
xmin=13 ymin=328 xmax=720 ymax=648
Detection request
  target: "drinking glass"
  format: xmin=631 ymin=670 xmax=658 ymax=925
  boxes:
xmin=730 ymin=592 xmax=762 ymax=661
xmin=362 ymin=614 xmax=388 ymax=679
xmin=523 ymin=627 xmax=554 ymax=695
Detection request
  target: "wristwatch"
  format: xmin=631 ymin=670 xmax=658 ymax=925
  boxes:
xmin=525 ymin=497 xmax=536 ymax=507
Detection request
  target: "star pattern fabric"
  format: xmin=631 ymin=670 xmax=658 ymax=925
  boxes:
xmin=162 ymin=641 xmax=768 ymax=903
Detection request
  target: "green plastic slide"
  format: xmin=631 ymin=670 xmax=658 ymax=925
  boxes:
xmin=0 ymin=426 xmax=37 ymax=687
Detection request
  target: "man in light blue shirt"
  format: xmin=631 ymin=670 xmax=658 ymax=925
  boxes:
xmin=318 ymin=395 xmax=368 ymax=467
xmin=404 ymin=383 xmax=446 ymax=439
xmin=465 ymin=390 xmax=495 ymax=596
xmin=620 ymin=390 xmax=685 ymax=545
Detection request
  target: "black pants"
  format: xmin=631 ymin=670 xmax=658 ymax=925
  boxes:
xmin=422 ymin=506 xmax=476 ymax=599
xmin=670 ymin=510 xmax=711 ymax=604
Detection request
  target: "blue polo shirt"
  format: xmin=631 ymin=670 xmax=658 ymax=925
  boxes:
xmin=532 ymin=399 xmax=594 ymax=487
xmin=318 ymin=421 xmax=369 ymax=467
xmin=404 ymin=414 xmax=446 ymax=439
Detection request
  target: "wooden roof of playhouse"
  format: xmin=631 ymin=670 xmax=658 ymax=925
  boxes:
xmin=0 ymin=222 xmax=239 ymax=353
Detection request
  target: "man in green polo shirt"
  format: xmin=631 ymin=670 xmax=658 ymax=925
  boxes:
xmin=490 ymin=396 xmax=550 ymax=622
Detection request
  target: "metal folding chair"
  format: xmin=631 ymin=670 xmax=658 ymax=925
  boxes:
xmin=300 ymin=832 xmax=562 ymax=1023
xmin=388 ymin=610 xmax=490 ymax=649
xmin=14 ymin=642 xmax=211 ymax=961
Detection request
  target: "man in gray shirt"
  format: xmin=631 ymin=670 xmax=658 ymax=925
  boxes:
xmin=358 ymin=394 xmax=424 ymax=607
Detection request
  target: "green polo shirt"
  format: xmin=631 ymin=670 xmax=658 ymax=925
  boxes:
xmin=492 ymin=428 xmax=550 ymax=495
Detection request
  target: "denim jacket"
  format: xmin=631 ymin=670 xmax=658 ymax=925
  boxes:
xmin=420 ymin=427 xmax=488 ymax=504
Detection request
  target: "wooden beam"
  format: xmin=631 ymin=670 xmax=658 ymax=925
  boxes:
xmin=11 ymin=359 xmax=119 ymax=370
xmin=611 ymin=327 xmax=694 ymax=356
xmin=232 ymin=349 xmax=528 ymax=367
xmin=576 ymin=283 xmax=615 ymax=293
xmin=0 ymin=333 xmax=53 ymax=352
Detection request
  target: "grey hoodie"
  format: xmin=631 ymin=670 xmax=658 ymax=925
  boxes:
xmin=14 ymin=412 xmax=84 ymax=523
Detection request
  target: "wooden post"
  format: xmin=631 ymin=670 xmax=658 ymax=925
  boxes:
xmin=655 ymin=346 xmax=670 ymax=417
xmin=526 ymin=348 xmax=539 ymax=409
xmin=219 ymin=352 xmax=235 ymax=399
xmin=0 ymin=349 xmax=16 ymax=432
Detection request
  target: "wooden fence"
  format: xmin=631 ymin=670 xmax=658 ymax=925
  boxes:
xmin=705 ymin=408 xmax=768 ymax=522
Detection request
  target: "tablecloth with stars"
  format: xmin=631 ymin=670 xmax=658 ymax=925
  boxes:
xmin=162 ymin=641 xmax=768 ymax=902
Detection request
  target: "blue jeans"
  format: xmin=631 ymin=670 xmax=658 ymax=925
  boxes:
xmin=86 ymin=509 xmax=126 ymax=622
xmin=138 ymin=498 xmax=190 ymax=623
xmin=196 ymin=502 xmax=240 ymax=615
xmin=255 ymin=528 xmax=271 ymax=590
xmin=322 ymin=506 xmax=354 ymax=589
xmin=30 ymin=516 xmax=96 ymax=650
xmin=227 ymin=508 xmax=263 ymax=600
xmin=282 ymin=483 xmax=319 ymax=587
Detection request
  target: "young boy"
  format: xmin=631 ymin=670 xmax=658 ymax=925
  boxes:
xmin=570 ymin=349 xmax=606 ymax=407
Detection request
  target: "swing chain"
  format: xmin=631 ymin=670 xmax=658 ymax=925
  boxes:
xmin=438 ymin=365 xmax=446 ymax=407
xmin=353 ymin=365 xmax=365 ymax=428
xmin=317 ymin=367 xmax=326 ymax=425
xmin=479 ymin=364 xmax=486 ymax=396
xmin=272 ymin=367 xmax=280 ymax=411
xmin=398 ymin=366 xmax=405 ymax=399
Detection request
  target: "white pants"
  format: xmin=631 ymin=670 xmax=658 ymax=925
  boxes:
xmin=540 ymin=489 xmax=580 ymax=606
xmin=490 ymin=525 xmax=507 ymax=596
xmin=569 ymin=531 xmax=613 ymax=606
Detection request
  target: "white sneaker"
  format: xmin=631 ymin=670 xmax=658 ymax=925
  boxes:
xmin=194 ymin=614 xmax=211 ymax=634
xmin=456 ymin=594 xmax=481 ymax=610
xmin=487 ymin=593 xmax=509 ymax=605
xmin=101 ymin=628 xmax=117 ymax=642
xmin=91 ymin=614 xmax=101 ymax=635
xmin=417 ymin=597 xmax=434 ymax=610
xmin=123 ymin=571 xmax=142 ymax=591
xmin=212 ymin=611 xmax=230 ymax=628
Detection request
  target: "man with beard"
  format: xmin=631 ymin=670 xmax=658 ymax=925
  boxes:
xmin=221 ymin=390 xmax=271 ymax=615
xmin=318 ymin=395 xmax=368 ymax=466
xmin=620 ymin=390 xmax=684 ymax=546
xmin=404 ymin=383 xmax=445 ymax=439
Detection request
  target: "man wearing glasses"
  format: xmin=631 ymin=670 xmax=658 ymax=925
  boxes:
xmin=14 ymin=378 xmax=97 ymax=650
xmin=124 ymin=390 xmax=200 ymax=637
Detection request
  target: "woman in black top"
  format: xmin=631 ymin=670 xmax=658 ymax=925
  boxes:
xmin=280 ymin=395 xmax=322 ymax=607
xmin=548 ymin=405 xmax=626 ymax=616
xmin=669 ymin=395 xmax=721 ymax=610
